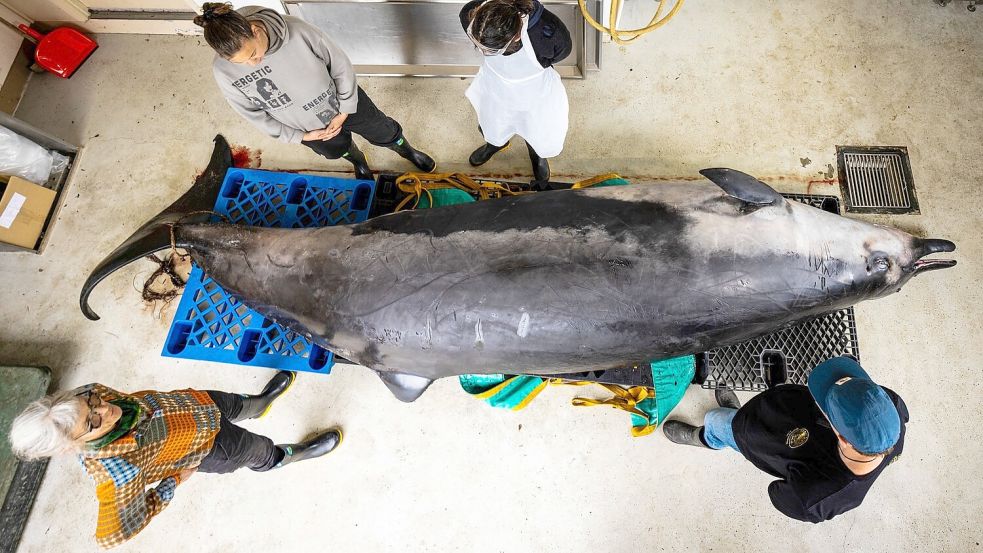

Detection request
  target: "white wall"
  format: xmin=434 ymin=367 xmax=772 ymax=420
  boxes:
xmin=182 ymin=0 xmax=286 ymax=13
xmin=0 ymin=23 xmax=21 ymax=86
xmin=83 ymin=0 xmax=192 ymax=9
xmin=229 ymin=0 xmax=284 ymax=14
xmin=2 ymin=0 xmax=87 ymax=22
xmin=0 ymin=3 xmax=30 ymax=88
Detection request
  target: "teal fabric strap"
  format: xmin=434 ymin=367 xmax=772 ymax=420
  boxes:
xmin=416 ymin=188 xmax=476 ymax=209
xmin=629 ymin=355 xmax=696 ymax=429
xmin=459 ymin=374 xmax=547 ymax=410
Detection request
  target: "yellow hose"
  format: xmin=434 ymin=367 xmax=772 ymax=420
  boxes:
xmin=578 ymin=0 xmax=684 ymax=44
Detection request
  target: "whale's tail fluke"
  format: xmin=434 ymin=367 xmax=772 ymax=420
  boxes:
xmin=80 ymin=135 xmax=232 ymax=321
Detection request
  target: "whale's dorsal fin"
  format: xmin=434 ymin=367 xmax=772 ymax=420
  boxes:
xmin=376 ymin=371 xmax=434 ymax=402
xmin=700 ymin=168 xmax=785 ymax=207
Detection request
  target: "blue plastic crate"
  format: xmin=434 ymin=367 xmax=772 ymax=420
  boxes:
xmin=162 ymin=168 xmax=375 ymax=373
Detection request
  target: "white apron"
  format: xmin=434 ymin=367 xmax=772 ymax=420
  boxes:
xmin=465 ymin=19 xmax=569 ymax=158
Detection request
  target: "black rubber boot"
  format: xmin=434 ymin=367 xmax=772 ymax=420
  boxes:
xmin=527 ymin=142 xmax=550 ymax=183
xmin=662 ymin=420 xmax=710 ymax=449
xmin=469 ymin=141 xmax=510 ymax=166
xmin=715 ymin=388 xmax=741 ymax=410
xmin=343 ymin=143 xmax=373 ymax=181
xmin=389 ymin=135 xmax=436 ymax=172
xmin=231 ymin=371 xmax=297 ymax=423
xmin=275 ymin=429 xmax=343 ymax=468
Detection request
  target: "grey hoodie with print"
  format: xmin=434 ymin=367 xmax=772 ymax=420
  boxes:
xmin=211 ymin=7 xmax=358 ymax=144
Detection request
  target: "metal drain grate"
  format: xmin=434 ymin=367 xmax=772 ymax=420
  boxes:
xmin=836 ymin=146 xmax=919 ymax=214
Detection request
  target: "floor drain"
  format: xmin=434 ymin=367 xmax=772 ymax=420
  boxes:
xmin=836 ymin=146 xmax=919 ymax=214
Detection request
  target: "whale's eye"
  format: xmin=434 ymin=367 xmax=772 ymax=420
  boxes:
xmin=872 ymin=257 xmax=890 ymax=272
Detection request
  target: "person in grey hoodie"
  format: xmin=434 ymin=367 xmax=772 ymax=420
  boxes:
xmin=195 ymin=2 xmax=436 ymax=180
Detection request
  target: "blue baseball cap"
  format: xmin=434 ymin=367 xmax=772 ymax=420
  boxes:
xmin=807 ymin=356 xmax=900 ymax=455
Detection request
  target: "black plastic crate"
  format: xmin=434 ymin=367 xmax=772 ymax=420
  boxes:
xmin=369 ymin=172 xmax=566 ymax=219
xmin=782 ymin=192 xmax=842 ymax=213
xmin=551 ymin=366 xmax=654 ymax=387
xmin=368 ymin=173 xmax=408 ymax=219
xmin=698 ymin=307 xmax=860 ymax=391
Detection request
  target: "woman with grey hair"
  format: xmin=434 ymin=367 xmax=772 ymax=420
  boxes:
xmin=8 ymin=389 xmax=88 ymax=459
xmin=8 ymin=371 xmax=341 ymax=549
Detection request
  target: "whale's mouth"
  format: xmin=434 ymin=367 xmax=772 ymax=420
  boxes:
xmin=912 ymin=258 xmax=957 ymax=273
xmin=910 ymin=239 xmax=957 ymax=275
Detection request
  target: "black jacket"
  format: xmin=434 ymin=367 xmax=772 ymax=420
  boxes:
xmin=459 ymin=0 xmax=573 ymax=68
xmin=732 ymin=384 xmax=909 ymax=523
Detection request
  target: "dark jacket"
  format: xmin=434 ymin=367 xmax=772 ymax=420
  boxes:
xmin=459 ymin=0 xmax=573 ymax=68
xmin=732 ymin=384 xmax=908 ymax=523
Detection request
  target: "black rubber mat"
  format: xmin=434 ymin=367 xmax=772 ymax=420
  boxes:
xmin=0 ymin=366 xmax=51 ymax=553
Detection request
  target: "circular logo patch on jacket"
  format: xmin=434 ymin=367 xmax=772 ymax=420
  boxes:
xmin=786 ymin=427 xmax=810 ymax=448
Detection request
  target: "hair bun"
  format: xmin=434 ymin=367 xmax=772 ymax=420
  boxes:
xmin=194 ymin=2 xmax=234 ymax=27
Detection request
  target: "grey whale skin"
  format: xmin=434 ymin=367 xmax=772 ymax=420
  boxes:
xmin=80 ymin=136 xmax=956 ymax=402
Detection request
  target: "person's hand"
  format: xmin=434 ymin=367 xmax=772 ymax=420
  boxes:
xmin=177 ymin=467 xmax=197 ymax=484
xmin=321 ymin=113 xmax=348 ymax=140
xmin=303 ymin=128 xmax=332 ymax=141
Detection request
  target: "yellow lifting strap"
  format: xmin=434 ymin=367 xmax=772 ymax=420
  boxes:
xmin=549 ymin=379 xmax=658 ymax=437
xmin=570 ymin=173 xmax=625 ymax=189
xmin=393 ymin=172 xmax=530 ymax=212
xmin=394 ymin=172 xmax=627 ymax=212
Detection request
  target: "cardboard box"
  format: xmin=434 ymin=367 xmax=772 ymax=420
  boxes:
xmin=0 ymin=176 xmax=56 ymax=249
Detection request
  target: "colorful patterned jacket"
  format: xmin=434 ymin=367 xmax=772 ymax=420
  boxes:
xmin=76 ymin=384 xmax=221 ymax=549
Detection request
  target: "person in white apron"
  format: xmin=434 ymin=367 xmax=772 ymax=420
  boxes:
xmin=461 ymin=0 xmax=572 ymax=182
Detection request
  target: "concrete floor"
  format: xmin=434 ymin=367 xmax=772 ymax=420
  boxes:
xmin=2 ymin=1 xmax=981 ymax=552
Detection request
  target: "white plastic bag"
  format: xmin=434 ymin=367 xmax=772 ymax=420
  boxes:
xmin=0 ymin=125 xmax=65 ymax=185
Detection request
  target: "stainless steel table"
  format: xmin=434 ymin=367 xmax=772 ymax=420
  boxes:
xmin=285 ymin=0 xmax=601 ymax=78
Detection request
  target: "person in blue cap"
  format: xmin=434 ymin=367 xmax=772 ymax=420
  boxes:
xmin=662 ymin=356 xmax=908 ymax=522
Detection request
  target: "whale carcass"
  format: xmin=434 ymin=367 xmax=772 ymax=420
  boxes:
xmin=80 ymin=136 xmax=957 ymax=401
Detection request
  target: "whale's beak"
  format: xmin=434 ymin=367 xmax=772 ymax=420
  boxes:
xmin=910 ymin=239 xmax=957 ymax=275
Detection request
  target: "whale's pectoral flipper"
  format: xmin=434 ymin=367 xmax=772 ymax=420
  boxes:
xmin=376 ymin=371 xmax=435 ymax=402
xmin=700 ymin=168 xmax=786 ymax=207
xmin=80 ymin=135 xmax=233 ymax=321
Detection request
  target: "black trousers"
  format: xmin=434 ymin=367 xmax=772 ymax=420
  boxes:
xmin=197 ymin=391 xmax=282 ymax=474
xmin=301 ymin=87 xmax=402 ymax=159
